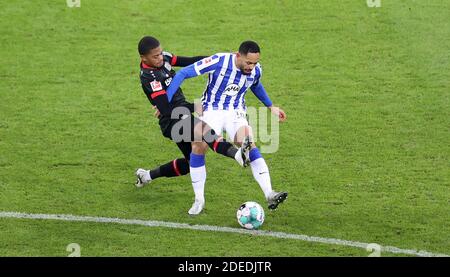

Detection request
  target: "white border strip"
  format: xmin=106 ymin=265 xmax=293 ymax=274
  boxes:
xmin=0 ymin=211 xmax=447 ymax=257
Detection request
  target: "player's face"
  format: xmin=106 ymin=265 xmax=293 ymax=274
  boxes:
xmin=141 ymin=46 xmax=164 ymax=68
xmin=237 ymin=52 xmax=260 ymax=75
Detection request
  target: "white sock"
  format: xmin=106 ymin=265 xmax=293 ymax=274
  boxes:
xmin=250 ymin=158 xmax=273 ymax=199
xmin=189 ymin=165 xmax=206 ymax=203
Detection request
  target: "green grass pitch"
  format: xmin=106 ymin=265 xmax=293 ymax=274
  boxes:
xmin=0 ymin=0 xmax=449 ymax=256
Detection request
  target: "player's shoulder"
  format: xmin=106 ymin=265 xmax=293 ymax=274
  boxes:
xmin=194 ymin=53 xmax=227 ymax=68
xmin=215 ymin=52 xmax=231 ymax=58
xmin=140 ymin=70 xmax=165 ymax=92
xmin=214 ymin=52 xmax=233 ymax=61
xmin=140 ymin=67 xmax=160 ymax=84
xmin=254 ymin=63 xmax=262 ymax=76
xmin=140 ymin=67 xmax=153 ymax=79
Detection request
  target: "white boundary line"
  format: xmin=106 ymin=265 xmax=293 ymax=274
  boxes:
xmin=0 ymin=211 xmax=447 ymax=257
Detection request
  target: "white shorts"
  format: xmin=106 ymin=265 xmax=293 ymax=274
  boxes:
xmin=200 ymin=109 xmax=249 ymax=141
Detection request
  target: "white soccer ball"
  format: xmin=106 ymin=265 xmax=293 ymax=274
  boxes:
xmin=236 ymin=201 xmax=265 ymax=230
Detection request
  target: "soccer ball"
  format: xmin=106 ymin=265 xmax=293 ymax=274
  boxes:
xmin=236 ymin=201 xmax=265 ymax=230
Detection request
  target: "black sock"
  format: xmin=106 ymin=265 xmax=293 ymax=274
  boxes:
xmin=150 ymin=158 xmax=190 ymax=179
xmin=203 ymin=129 xmax=237 ymax=159
xmin=213 ymin=140 xmax=238 ymax=159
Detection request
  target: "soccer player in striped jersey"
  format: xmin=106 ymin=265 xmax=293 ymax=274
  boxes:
xmin=166 ymin=41 xmax=288 ymax=211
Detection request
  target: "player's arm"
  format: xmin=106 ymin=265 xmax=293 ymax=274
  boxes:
xmin=251 ymin=82 xmax=287 ymax=122
xmin=250 ymin=82 xmax=273 ymax=107
xmin=172 ymin=56 xmax=208 ymax=67
xmin=164 ymin=51 xmax=207 ymax=67
xmin=250 ymin=65 xmax=273 ymax=107
xmin=166 ymin=55 xmax=221 ymax=102
xmin=166 ymin=65 xmax=197 ymax=102
xmin=142 ymin=78 xmax=173 ymax=117
xmin=250 ymin=67 xmax=286 ymax=122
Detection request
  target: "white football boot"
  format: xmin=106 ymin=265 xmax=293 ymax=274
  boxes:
xmin=188 ymin=199 xmax=205 ymax=215
xmin=235 ymin=136 xmax=251 ymax=167
xmin=135 ymin=168 xmax=151 ymax=188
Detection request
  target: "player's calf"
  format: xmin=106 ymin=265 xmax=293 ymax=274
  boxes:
xmin=134 ymin=158 xmax=190 ymax=188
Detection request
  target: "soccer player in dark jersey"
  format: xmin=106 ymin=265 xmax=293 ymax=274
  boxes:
xmin=135 ymin=36 xmax=250 ymax=215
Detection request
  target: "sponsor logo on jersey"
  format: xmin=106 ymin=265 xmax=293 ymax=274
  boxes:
xmin=165 ymin=77 xmax=172 ymax=87
xmin=150 ymin=80 xmax=163 ymax=91
xmin=223 ymin=84 xmax=240 ymax=96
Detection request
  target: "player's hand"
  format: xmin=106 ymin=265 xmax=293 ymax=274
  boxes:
xmin=152 ymin=106 xmax=161 ymax=118
xmin=269 ymin=106 xmax=287 ymax=122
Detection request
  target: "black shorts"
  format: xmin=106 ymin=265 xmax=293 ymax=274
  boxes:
xmin=175 ymin=141 xmax=192 ymax=161
xmin=159 ymin=115 xmax=204 ymax=161
xmin=159 ymin=115 xmax=203 ymax=142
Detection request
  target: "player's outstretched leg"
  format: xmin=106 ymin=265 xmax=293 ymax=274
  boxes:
xmin=188 ymin=142 xmax=208 ymax=215
xmin=235 ymin=127 xmax=288 ymax=210
xmin=135 ymin=158 xmax=189 ymax=188
xmin=195 ymin=120 xmax=250 ymax=167
xmin=248 ymin=144 xmax=288 ymax=210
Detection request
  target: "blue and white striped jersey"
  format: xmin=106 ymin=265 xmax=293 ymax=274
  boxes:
xmin=193 ymin=53 xmax=262 ymax=111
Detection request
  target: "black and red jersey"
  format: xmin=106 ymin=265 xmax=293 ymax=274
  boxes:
xmin=139 ymin=52 xmax=206 ymax=137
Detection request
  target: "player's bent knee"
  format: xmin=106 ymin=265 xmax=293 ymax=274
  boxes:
xmin=192 ymin=141 xmax=208 ymax=154
xmin=200 ymin=141 xmax=209 ymax=152
xmin=193 ymin=122 xmax=204 ymax=142
xmin=202 ymin=127 xmax=216 ymax=144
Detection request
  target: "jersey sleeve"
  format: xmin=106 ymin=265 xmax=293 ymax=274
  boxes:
xmin=166 ymin=54 xmax=222 ymax=102
xmin=250 ymin=64 xmax=272 ymax=107
xmin=251 ymin=64 xmax=263 ymax=87
xmin=164 ymin=51 xmax=208 ymax=67
xmin=141 ymin=76 xmax=172 ymax=117
xmin=193 ymin=54 xmax=221 ymax=75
